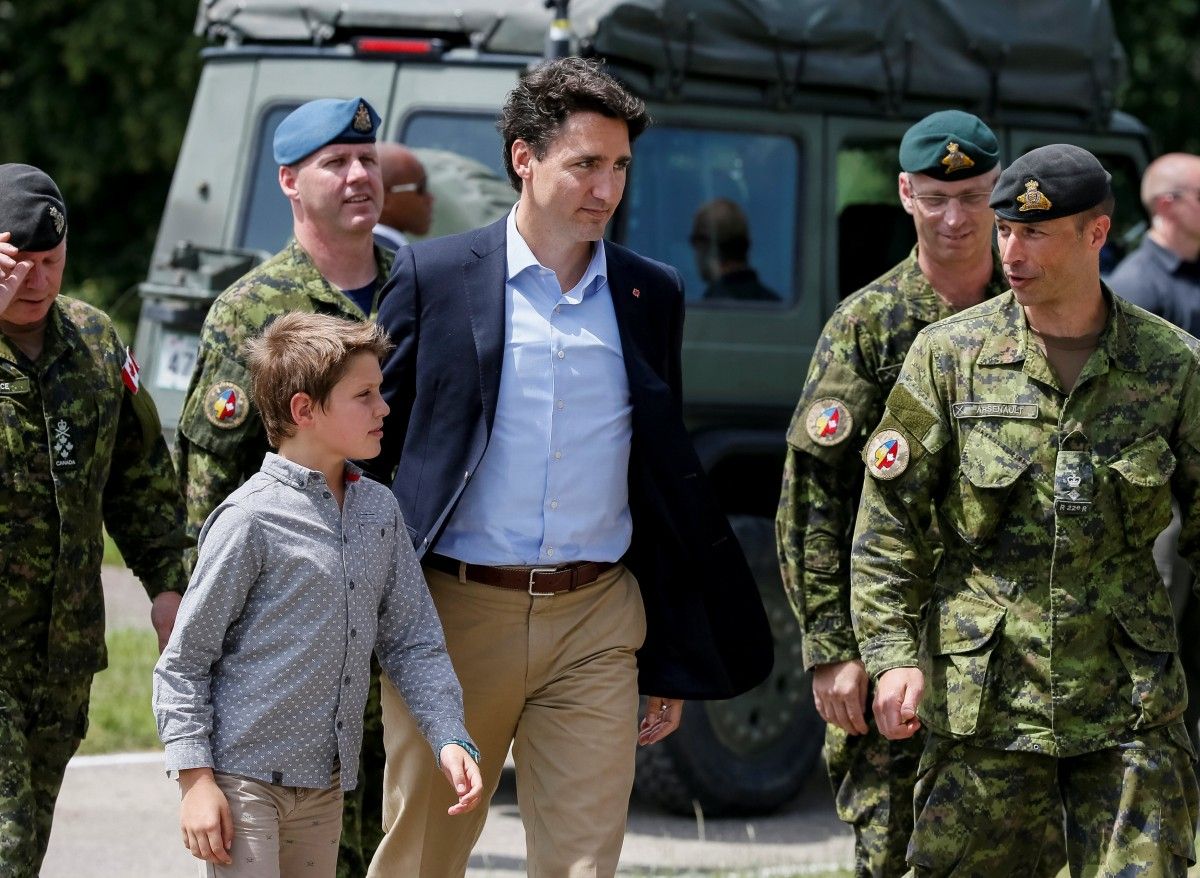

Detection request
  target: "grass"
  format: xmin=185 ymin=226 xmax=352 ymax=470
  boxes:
xmin=78 ymin=627 xmax=162 ymax=755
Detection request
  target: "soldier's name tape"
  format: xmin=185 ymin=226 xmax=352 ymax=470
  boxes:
xmin=804 ymin=397 xmax=853 ymax=446
xmin=952 ymin=402 xmax=1039 ymax=419
xmin=0 ymin=377 xmax=31 ymax=394
xmin=866 ymin=429 xmax=909 ymax=479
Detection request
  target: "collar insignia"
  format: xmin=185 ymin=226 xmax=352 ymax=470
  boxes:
xmin=1018 ymin=179 xmax=1052 ymax=212
xmin=941 ymin=142 xmax=975 ymax=174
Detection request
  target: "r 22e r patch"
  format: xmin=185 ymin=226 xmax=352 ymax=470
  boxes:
xmin=866 ymin=429 xmax=910 ymax=480
xmin=805 ymin=398 xmax=854 ymax=446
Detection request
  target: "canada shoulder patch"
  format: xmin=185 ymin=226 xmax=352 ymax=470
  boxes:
xmin=866 ymin=429 xmax=910 ymax=480
xmin=804 ymin=398 xmax=853 ymax=446
xmin=203 ymin=381 xmax=250 ymax=429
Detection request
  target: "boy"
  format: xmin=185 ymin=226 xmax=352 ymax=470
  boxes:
xmin=154 ymin=312 xmax=481 ymax=876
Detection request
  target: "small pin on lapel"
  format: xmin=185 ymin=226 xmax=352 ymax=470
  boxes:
xmin=632 ymin=288 xmax=641 ymax=298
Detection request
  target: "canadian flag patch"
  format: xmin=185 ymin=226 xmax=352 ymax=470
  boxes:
xmin=121 ymin=346 xmax=140 ymax=394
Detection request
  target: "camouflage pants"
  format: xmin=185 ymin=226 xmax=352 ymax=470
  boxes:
xmin=337 ymin=656 xmax=385 ymax=878
xmin=825 ymin=720 xmax=923 ymax=878
xmin=0 ymin=674 xmax=91 ymax=878
xmin=909 ymin=728 xmax=1198 ymax=877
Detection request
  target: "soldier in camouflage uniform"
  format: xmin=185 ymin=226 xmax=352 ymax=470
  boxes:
xmin=777 ymin=111 xmax=1008 ymax=877
xmin=175 ymin=99 xmax=395 ymax=878
xmin=0 ymin=164 xmax=189 ymax=876
xmin=852 ymin=144 xmax=1200 ymax=876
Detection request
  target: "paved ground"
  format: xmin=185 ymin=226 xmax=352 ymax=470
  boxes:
xmin=44 ymin=568 xmax=853 ymax=876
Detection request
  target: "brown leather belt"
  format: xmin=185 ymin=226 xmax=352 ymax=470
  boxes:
xmin=425 ymin=554 xmax=616 ymax=596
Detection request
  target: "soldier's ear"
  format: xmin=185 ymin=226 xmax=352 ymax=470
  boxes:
xmin=897 ymin=172 xmax=916 ymax=217
xmin=279 ymin=164 xmax=300 ymax=200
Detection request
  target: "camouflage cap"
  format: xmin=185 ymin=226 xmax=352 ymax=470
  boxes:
xmin=990 ymin=144 xmax=1112 ymax=222
xmin=899 ymin=110 xmax=999 ymax=179
xmin=0 ymin=163 xmax=67 ymax=251
xmin=273 ymin=97 xmax=381 ymax=166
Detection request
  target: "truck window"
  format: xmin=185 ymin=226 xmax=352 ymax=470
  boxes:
xmin=618 ymin=127 xmax=799 ymax=307
xmin=837 ymin=140 xmax=915 ymax=298
xmin=237 ymin=104 xmax=300 ymax=255
xmin=402 ymin=111 xmax=507 ymax=181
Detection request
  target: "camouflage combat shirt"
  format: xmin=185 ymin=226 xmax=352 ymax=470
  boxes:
xmin=0 ymin=297 xmax=188 ymax=678
xmin=777 ymin=248 xmax=1007 ymax=669
xmin=851 ymin=288 xmax=1200 ymax=756
xmin=175 ymin=240 xmax=394 ymax=557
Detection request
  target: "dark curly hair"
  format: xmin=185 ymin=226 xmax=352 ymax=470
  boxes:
xmin=497 ymin=57 xmax=650 ymax=191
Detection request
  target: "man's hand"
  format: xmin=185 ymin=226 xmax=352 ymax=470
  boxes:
xmin=151 ymin=591 xmax=183 ymax=653
xmin=638 ymin=697 xmax=683 ymax=746
xmin=178 ymin=768 xmax=233 ymax=865
xmin=873 ymin=667 xmax=925 ymax=740
xmin=439 ymin=743 xmax=483 ymax=816
xmin=0 ymin=232 xmax=32 ymax=317
xmin=812 ymin=659 xmax=870 ymax=735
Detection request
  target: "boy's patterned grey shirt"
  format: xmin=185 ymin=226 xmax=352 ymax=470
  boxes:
xmin=153 ymin=452 xmax=472 ymax=790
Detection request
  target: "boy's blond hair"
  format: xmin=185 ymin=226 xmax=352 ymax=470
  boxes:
xmin=242 ymin=312 xmax=393 ymax=447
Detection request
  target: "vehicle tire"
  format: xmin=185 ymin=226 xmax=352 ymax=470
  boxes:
xmin=633 ymin=514 xmax=824 ymax=816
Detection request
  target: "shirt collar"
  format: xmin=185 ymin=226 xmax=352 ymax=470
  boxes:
xmin=261 ymin=452 xmax=364 ymax=489
xmin=505 ymin=206 xmax=608 ymax=302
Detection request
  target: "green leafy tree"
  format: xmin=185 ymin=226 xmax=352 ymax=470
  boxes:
xmin=1113 ymin=1 xmax=1200 ymax=155
xmin=0 ymin=0 xmax=202 ymax=332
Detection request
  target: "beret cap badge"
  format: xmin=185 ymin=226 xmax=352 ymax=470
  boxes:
xmin=48 ymin=204 xmax=65 ymax=235
xmin=1017 ymin=179 xmax=1052 ymax=212
xmin=352 ymin=101 xmax=373 ymax=134
xmin=940 ymin=142 xmax=975 ymax=175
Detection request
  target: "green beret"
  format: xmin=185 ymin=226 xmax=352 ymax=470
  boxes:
xmin=273 ymin=97 xmax=380 ymax=166
xmin=899 ymin=110 xmax=999 ymax=179
xmin=0 ymin=163 xmax=67 ymax=252
xmin=990 ymin=144 xmax=1112 ymax=222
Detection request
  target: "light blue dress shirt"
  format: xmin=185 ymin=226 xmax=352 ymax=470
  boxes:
xmin=437 ymin=208 xmax=633 ymax=565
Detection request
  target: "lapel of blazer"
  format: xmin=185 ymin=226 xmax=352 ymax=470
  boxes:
xmin=604 ymin=242 xmax=654 ymax=389
xmin=462 ymin=218 xmax=508 ymax=429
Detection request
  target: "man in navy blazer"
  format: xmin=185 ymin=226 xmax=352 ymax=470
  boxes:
xmin=364 ymin=57 xmax=772 ymax=877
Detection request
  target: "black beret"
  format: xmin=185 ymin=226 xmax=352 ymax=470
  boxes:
xmin=899 ymin=110 xmax=999 ymax=180
xmin=990 ymin=144 xmax=1112 ymax=222
xmin=0 ymin=163 xmax=67 ymax=252
xmin=273 ymin=97 xmax=380 ymax=166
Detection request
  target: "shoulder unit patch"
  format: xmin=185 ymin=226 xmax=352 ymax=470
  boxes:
xmin=866 ymin=429 xmax=910 ymax=480
xmin=805 ymin=398 xmax=854 ymax=446
xmin=203 ymin=381 xmax=250 ymax=429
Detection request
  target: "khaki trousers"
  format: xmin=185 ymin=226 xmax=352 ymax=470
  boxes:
xmin=202 ymin=772 xmax=343 ymax=878
xmin=367 ymin=562 xmax=646 ymax=878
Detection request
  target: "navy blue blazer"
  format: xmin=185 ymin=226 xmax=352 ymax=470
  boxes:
xmin=367 ymin=217 xmax=772 ymax=699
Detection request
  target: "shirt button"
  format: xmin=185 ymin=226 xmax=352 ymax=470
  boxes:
xmin=350 ymin=628 xmax=357 ymax=637
xmin=343 ymin=535 xmax=348 ymax=544
xmin=546 ymin=547 xmax=555 ymax=557
xmin=349 ymin=581 xmax=355 ymax=590
xmin=556 ymin=400 xmax=565 ymax=410
xmin=554 ymin=305 xmax=561 ymax=314
xmin=337 ymin=720 xmax=343 ymax=730
xmin=550 ymin=500 xmax=558 ymax=509
xmin=323 ymin=491 xmax=331 ymax=499
xmin=344 ymin=676 xmax=351 ymax=685
xmin=554 ymin=451 xmax=562 ymax=460
xmin=557 ymin=350 xmax=565 ymax=359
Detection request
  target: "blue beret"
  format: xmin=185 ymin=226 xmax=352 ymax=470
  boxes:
xmin=0 ymin=163 xmax=67 ymax=252
xmin=273 ymin=97 xmax=380 ymax=166
xmin=899 ymin=110 xmax=999 ymax=180
xmin=990 ymin=144 xmax=1112 ymax=222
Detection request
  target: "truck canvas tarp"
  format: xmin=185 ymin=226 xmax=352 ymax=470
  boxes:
xmin=197 ymin=0 xmax=1126 ymax=120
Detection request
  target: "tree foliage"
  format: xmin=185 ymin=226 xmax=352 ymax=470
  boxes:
xmin=0 ymin=0 xmax=202 ymax=326
xmin=1112 ymin=1 xmax=1200 ymax=155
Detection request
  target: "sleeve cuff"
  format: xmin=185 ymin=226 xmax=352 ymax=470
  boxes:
xmin=438 ymin=739 xmax=480 ymax=764
xmin=162 ymin=739 xmax=214 ymax=774
xmin=801 ymin=630 xmax=861 ymax=671
xmin=858 ymin=635 xmax=920 ymax=680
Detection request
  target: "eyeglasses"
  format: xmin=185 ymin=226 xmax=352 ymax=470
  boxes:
xmin=388 ymin=179 xmax=428 ymax=195
xmin=908 ymin=191 xmax=993 ymax=214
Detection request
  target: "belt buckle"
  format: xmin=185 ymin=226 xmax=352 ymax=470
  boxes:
xmin=528 ymin=566 xmax=560 ymax=597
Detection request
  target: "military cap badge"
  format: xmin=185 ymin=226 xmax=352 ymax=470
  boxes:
xmin=353 ymin=101 xmax=373 ymax=133
xmin=48 ymin=204 xmax=65 ymax=235
xmin=805 ymin=398 xmax=853 ymax=446
xmin=1017 ymin=179 xmax=1052 ymax=212
xmin=204 ymin=380 xmax=250 ymax=429
xmin=940 ymin=142 xmax=975 ymax=175
xmin=866 ymin=429 xmax=909 ymax=480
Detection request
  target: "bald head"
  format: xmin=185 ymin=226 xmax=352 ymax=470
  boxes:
xmin=378 ymin=142 xmax=433 ymax=235
xmin=1141 ymin=153 xmax=1200 ymax=212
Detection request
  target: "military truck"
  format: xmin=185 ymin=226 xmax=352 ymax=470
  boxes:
xmin=136 ymin=0 xmax=1152 ymax=817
